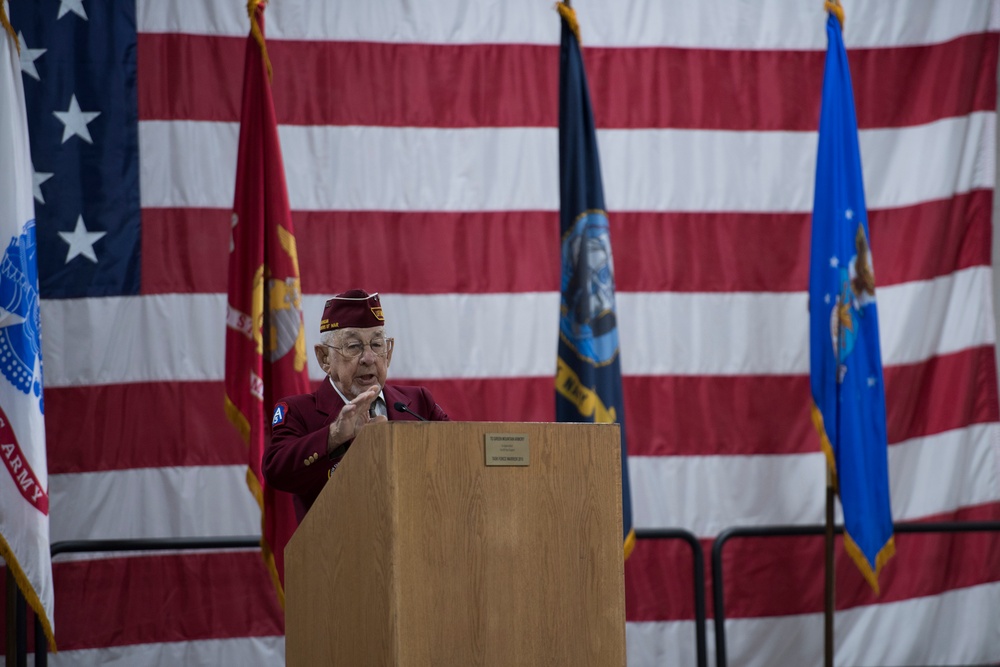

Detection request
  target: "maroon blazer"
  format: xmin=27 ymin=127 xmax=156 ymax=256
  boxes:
xmin=264 ymin=380 xmax=449 ymax=521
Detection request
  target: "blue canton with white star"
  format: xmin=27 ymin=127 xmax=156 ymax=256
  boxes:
xmin=11 ymin=0 xmax=140 ymax=298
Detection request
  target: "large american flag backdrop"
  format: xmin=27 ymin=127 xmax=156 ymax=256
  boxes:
xmin=1 ymin=0 xmax=999 ymax=664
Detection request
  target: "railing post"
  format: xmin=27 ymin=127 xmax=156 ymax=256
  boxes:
xmin=5 ymin=568 xmax=14 ymax=667
xmin=14 ymin=589 xmax=24 ymax=667
xmin=711 ymin=529 xmax=732 ymax=667
xmin=34 ymin=613 xmax=46 ymax=667
xmin=635 ymin=529 xmax=708 ymax=667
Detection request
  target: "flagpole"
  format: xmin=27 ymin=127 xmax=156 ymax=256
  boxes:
xmin=825 ymin=222 xmax=841 ymax=667
xmin=823 ymin=6 xmax=843 ymax=666
xmin=826 ymin=234 xmax=841 ymax=667
xmin=825 ymin=462 xmax=835 ymax=667
xmin=5 ymin=569 xmax=15 ymax=667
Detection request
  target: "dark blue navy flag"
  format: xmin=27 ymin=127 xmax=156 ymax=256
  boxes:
xmin=809 ymin=7 xmax=894 ymax=593
xmin=10 ymin=0 xmax=140 ymax=298
xmin=555 ymin=2 xmax=634 ymax=559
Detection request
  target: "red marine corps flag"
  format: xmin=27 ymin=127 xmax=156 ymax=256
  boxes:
xmin=225 ymin=0 xmax=310 ymax=603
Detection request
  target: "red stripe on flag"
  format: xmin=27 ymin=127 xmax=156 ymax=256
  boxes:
xmin=46 ymin=347 xmax=997 ymax=474
xmin=867 ymin=189 xmax=992 ymax=288
xmin=614 ymin=190 xmax=990 ymax=293
xmin=45 ymin=382 xmax=245 ymax=474
xmin=625 ymin=345 xmax=999 ymax=456
xmin=137 ymin=34 xmax=243 ymax=122
xmin=723 ymin=502 xmax=1000 ymax=618
xmin=3 ymin=551 xmax=284 ymax=651
xmin=416 ymin=348 xmax=999 ymax=456
xmin=140 ymin=208 xmax=231 ymax=296
xmin=885 ymin=345 xmax=1000 ymax=446
xmin=139 ymin=190 xmax=990 ymax=296
xmin=137 ymin=32 xmax=997 ymax=129
xmin=293 ymin=210 xmax=560 ymax=295
xmin=590 ymin=32 xmax=997 ymax=131
xmin=848 ymin=30 xmax=998 ymax=130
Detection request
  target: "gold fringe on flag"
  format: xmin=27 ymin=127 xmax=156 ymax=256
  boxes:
xmin=624 ymin=528 xmax=636 ymax=560
xmin=0 ymin=534 xmax=56 ymax=651
xmin=825 ymin=0 xmax=845 ymax=28
xmin=811 ymin=402 xmax=894 ymax=595
xmin=224 ymin=394 xmax=252 ymax=446
xmin=1 ymin=1 xmax=19 ymax=54
xmin=246 ymin=467 xmax=286 ymax=608
xmin=224 ymin=393 xmax=287 ymax=607
xmin=247 ymin=0 xmax=273 ymax=81
xmin=555 ymin=2 xmax=581 ymax=44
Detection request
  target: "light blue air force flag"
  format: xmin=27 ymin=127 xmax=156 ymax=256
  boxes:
xmin=0 ymin=10 xmax=55 ymax=649
xmin=809 ymin=10 xmax=894 ymax=594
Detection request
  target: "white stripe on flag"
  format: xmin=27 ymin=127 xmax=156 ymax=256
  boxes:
xmin=722 ymin=582 xmax=1000 ymax=667
xmin=629 ymin=423 xmax=1000 ymax=535
xmin=40 ymin=267 xmax=996 ymax=387
xmin=137 ymin=113 xmax=995 ymax=213
xmin=137 ymin=0 xmax=999 ymax=49
xmin=627 ymin=582 xmax=1000 ymax=667
xmin=49 ymin=465 xmax=260 ymax=543
xmin=38 ymin=635 xmax=285 ymax=667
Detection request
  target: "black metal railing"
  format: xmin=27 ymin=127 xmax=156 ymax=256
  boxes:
xmin=711 ymin=521 xmax=1000 ymax=667
xmin=5 ymin=536 xmax=260 ymax=667
xmin=7 ymin=523 xmax=999 ymax=667
xmin=635 ymin=528 xmax=708 ymax=667
xmin=8 ymin=533 xmax=706 ymax=667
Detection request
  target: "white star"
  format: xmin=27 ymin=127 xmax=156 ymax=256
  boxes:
xmin=867 ymin=376 xmax=877 ymax=387
xmin=58 ymin=215 xmax=106 ymax=263
xmin=17 ymin=33 xmax=46 ymax=81
xmin=845 ymin=209 xmax=854 ymax=220
xmin=57 ymin=0 xmax=88 ymax=20
xmin=824 ymin=293 xmax=831 ymax=304
xmin=33 ymin=170 xmax=53 ymax=204
xmin=53 ymin=95 xmax=100 ymax=144
xmin=829 ymin=256 xmax=839 ymax=268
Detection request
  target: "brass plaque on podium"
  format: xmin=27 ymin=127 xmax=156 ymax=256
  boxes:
xmin=484 ymin=433 xmax=529 ymax=466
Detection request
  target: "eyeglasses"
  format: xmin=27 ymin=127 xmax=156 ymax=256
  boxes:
xmin=326 ymin=336 xmax=394 ymax=360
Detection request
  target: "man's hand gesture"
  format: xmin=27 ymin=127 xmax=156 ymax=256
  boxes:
xmin=326 ymin=386 xmax=386 ymax=454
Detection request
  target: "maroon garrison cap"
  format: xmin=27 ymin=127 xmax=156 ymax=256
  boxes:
xmin=320 ymin=290 xmax=384 ymax=333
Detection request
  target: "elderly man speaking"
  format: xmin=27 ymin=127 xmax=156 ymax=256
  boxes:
xmin=264 ymin=289 xmax=449 ymax=521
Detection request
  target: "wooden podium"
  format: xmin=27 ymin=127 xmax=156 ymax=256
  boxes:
xmin=284 ymin=421 xmax=626 ymax=666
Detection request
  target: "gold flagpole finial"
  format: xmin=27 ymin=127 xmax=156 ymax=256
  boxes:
xmin=824 ymin=0 xmax=845 ymax=28
xmin=247 ymin=0 xmax=273 ymax=81
xmin=1 ymin=1 xmax=19 ymax=54
xmin=555 ymin=1 xmax=581 ymax=44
